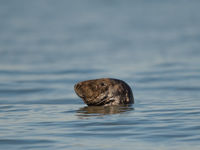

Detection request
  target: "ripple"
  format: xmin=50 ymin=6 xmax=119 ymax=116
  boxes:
xmin=0 ymin=105 xmax=13 ymax=109
xmin=137 ymin=75 xmax=200 ymax=83
xmin=0 ymin=139 xmax=54 ymax=145
xmin=136 ymin=67 xmax=200 ymax=76
xmin=0 ymin=98 xmax=81 ymax=105
xmin=0 ymin=88 xmax=47 ymax=94
xmin=136 ymin=86 xmax=200 ymax=91
xmin=24 ymin=98 xmax=80 ymax=105
xmin=0 ymin=68 xmax=101 ymax=75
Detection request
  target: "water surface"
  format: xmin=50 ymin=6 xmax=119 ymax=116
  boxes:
xmin=0 ymin=0 xmax=200 ymax=149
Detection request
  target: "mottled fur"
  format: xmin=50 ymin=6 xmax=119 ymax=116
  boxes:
xmin=74 ymin=78 xmax=134 ymax=106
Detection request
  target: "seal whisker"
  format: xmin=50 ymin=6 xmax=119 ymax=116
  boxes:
xmin=96 ymin=95 xmax=108 ymax=105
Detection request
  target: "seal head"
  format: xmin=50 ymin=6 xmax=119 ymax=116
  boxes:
xmin=74 ymin=78 xmax=134 ymax=106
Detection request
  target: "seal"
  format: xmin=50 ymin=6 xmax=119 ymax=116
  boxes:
xmin=74 ymin=78 xmax=134 ymax=106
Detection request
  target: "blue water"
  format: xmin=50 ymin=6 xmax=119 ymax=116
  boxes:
xmin=0 ymin=0 xmax=200 ymax=149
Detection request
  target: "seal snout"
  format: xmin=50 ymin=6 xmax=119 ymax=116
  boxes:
xmin=74 ymin=83 xmax=84 ymax=98
xmin=74 ymin=83 xmax=80 ymax=91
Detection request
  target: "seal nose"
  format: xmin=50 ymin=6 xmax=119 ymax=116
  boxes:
xmin=74 ymin=83 xmax=85 ymax=98
xmin=74 ymin=83 xmax=83 ymax=93
xmin=74 ymin=83 xmax=79 ymax=90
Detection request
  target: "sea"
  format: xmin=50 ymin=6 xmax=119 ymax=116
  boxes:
xmin=0 ymin=0 xmax=200 ymax=149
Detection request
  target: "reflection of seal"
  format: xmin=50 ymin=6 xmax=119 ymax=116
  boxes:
xmin=77 ymin=105 xmax=134 ymax=117
xmin=74 ymin=78 xmax=134 ymax=106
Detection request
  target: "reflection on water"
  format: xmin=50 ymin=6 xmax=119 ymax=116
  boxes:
xmin=77 ymin=105 xmax=134 ymax=118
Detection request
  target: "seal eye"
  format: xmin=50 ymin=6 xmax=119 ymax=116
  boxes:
xmin=100 ymin=83 xmax=106 ymax=87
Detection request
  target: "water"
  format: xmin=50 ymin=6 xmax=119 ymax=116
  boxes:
xmin=0 ymin=0 xmax=200 ymax=149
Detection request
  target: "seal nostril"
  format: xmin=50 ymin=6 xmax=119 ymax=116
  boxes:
xmin=74 ymin=84 xmax=78 ymax=90
xmin=75 ymin=83 xmax=81 ymax=90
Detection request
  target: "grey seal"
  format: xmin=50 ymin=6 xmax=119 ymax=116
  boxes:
xmin=74 ymin=78 xmax=134 ymax=106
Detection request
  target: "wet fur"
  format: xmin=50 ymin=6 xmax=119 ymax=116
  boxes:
xmin=74 ymin=78 xmax=134 ymax=106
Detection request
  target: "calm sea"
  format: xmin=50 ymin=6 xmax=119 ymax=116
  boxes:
xmin=0 ymin=0 xmax=200 ymax=149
